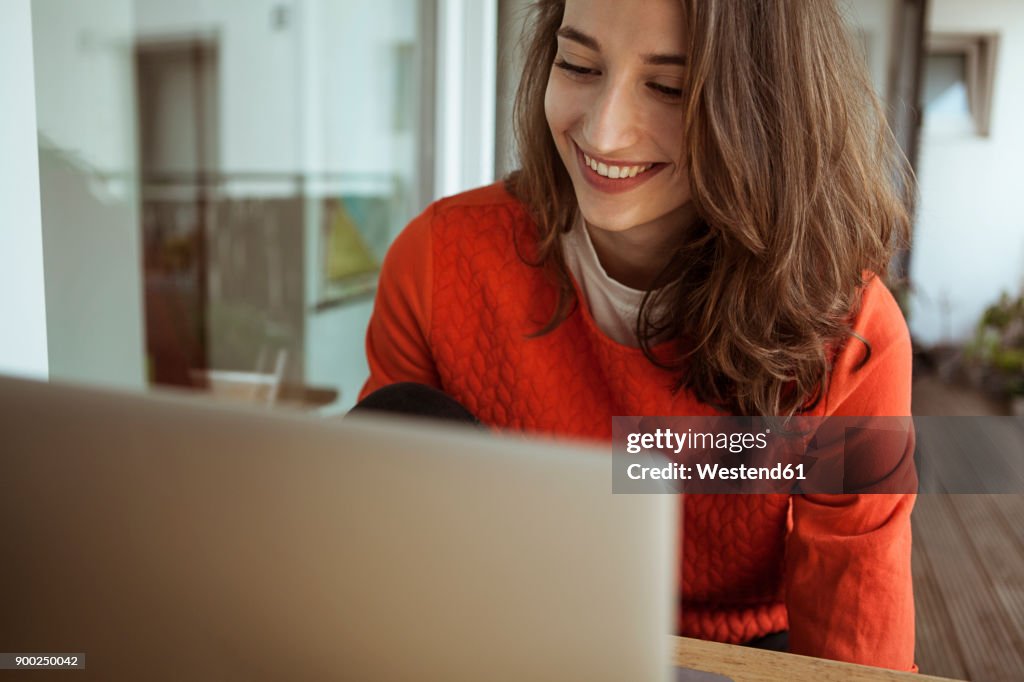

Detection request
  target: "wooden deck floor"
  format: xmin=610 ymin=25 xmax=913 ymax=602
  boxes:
xmin=911 ymin=375 xmax=1024 ymax=681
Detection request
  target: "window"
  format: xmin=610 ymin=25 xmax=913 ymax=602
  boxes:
xmin=923 ymin=33 xmax=999 ymax=137
xmin=26 ymin=0 xmax=437 ymax=409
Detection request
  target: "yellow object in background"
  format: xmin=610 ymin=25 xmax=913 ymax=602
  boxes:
xmin=325 ymin=199 xmax=379 ymax=282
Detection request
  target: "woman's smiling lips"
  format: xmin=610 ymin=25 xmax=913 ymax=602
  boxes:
xmin=574 ymin=141 xmax=668 ymax=194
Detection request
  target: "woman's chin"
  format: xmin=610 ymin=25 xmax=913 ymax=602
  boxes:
xmin=579 ymin=213 xmax=632 ymax=234
xmin=575 ymin=201 xmax=636 ymax=231
xmin=579 ymin=207 xmax=664 ymax=235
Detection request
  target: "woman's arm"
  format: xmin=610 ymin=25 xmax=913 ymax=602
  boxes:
xmin=360 ymin=204 xmax=441 ymax=400
xmin=785 ymin=278 xmax=917 ymax=671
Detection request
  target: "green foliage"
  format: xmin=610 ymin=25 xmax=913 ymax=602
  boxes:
xmin=967 ymin=290 xmax=1024 ymax=396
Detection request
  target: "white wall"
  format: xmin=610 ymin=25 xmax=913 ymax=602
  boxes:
xmin=32 ymin=1 xmax=138 ymax=173
xmin=135 ymin=0 xmax=303 ymax=180
xmin=909 ymin=0 xmax=1024 ymax=345
xmin=0 ymin=0 xmax=48 ymax=380
xmin=135 ymin=0 xmax=420 ymax=185
xmin=319 ymin=0 xmax=417 ymax=180
xmin=32 ymin=0 xmax=146 ymax=389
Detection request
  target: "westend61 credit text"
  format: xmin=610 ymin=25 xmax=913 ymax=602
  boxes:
xmin=627 ymin=461 xmax=807 ymax=481
xmin=612 ymin=416 xmax=918 ymax=494
xmin=622 ymin=425 xmax=806 ymax=483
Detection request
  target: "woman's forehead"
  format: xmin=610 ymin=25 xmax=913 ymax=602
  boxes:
xmin=559 ymin=0 xmax=688 ymax=52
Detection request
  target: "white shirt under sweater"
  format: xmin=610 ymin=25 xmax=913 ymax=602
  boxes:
xmin=561 ymin=217 xmax=653 ymax=347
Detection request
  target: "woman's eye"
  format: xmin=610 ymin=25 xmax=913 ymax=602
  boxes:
xmin=554 ymin=59 xmax=597 ymax=77
xmin=648 ymin=82 xmax=684 ymax=99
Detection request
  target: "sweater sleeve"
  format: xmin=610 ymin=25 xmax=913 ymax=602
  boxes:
xmin=784 ymin=277 xmax=917 ymax=671
xmin=359 ymin=203 xmax=441 ymax=401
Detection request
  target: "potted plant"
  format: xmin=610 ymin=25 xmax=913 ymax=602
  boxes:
xmin=966 ymin=290 xmax=1024 ymax=415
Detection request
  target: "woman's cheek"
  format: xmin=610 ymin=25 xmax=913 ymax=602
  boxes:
xmin=658 ymin=107 xmax=689 ymax=157
xmin=545 ymin=76 xmax=582 ymax=133
xmin=544 ymin=76 xmax=564 ymax=131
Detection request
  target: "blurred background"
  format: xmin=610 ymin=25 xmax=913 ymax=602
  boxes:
xmin=1 ymin=1 xmax=1023 ymax=679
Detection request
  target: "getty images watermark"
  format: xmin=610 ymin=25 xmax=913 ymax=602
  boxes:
xmin=611 ymin=416 xmax=1024 ymax=494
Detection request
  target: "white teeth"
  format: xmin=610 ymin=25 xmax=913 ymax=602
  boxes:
xmin=582 ymin=152 xmax=652 ymax=179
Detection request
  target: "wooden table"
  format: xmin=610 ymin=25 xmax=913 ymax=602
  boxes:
xmin=672 ymin=636 xmax=965 ymax=681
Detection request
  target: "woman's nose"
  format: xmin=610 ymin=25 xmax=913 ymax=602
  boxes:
xmin=583 ymin=79 xmax=642 ymax=154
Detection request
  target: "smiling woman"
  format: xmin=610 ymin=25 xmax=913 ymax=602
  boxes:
xmin=358 ymin=0 xmax=916 ymax=673
xmin=545 ymin=3 xmax=693 ymax=243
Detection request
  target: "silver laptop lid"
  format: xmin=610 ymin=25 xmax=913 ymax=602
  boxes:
xmin=0 ymin=376 xmax=676 ymax=681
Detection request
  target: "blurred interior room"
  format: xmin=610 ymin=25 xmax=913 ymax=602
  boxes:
xmin=1 ymin=0 xmax=1023 ymax=679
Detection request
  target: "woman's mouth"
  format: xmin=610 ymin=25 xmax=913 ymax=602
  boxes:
xmin=583 ymin=154 xmax=652 ymax=179
xmin=574 ymin=143 xmax=668 ymax=194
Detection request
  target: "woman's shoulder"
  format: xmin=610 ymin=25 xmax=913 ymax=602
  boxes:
xmin=433 ymin=181 xmax=523 ymax=211
xmin=388 ymin=182 xmax=532 ymax=269
xmin=386 ymin=182 xmax=525 ymax=262
xmin=428 ymin=181 xmax=530 ymax=233
xmin=380 ymin=182 xmax=534 ymax=304
xmin=824 ymin=274 xmax=912 ymax=416
xmin=851 ymin=274 xmax=909 ymax=348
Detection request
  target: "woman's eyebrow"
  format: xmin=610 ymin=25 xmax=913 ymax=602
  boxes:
xmin=642 ymin=52 xmax=687 ymax=67
xmin=556 ymin=25 xmax=686 ymax=66
xmin=556 ymin=26 xmax=600 ymax=51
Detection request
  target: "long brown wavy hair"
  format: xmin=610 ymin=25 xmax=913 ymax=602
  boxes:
xmin=505 ymin=0 xmax=913 ymax=417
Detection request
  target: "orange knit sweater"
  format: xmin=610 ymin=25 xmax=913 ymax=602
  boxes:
xmin=360 ymin=183 xmax=916 ymax=671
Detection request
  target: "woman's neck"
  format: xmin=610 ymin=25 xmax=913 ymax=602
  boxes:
xmin=584 ymin=202 xmax=698 ymax=291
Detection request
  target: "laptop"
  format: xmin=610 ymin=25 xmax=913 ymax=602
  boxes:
xmin=0 ymin=375 xmax=677 ymax=681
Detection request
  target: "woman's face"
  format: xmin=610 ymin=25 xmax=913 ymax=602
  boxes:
xmin=545 ymin=0 xmax=691 ymax=236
